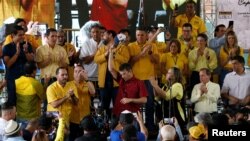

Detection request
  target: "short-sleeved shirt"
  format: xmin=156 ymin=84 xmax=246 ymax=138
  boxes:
xmin=175 ymin=14 xmax=207 ymax=38
xmin=161 ymin=53 xmax=188 ymax=73
xmin=113 ymin=75 xmax=148 ymax=117
xmin=68 ymin=81 xmax=91 ymax=124
xmin=35 ymin=44 xmax=69 ymax=78
xmin=46 ymin=81 xmax=78 ymax=124
xmin=221 ymin=71 xmax=250 ymax=103
xmin=128 ymin=42 xmax=159 ymax=80
xmin=3 ymin=42 xmax=33 ymax=80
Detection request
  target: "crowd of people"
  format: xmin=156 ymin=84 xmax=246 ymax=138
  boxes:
xmin=0 ymin=0 xmax=249 ymax=141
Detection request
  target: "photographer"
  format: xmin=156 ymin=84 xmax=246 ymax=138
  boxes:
xmin=156 ymin=117 xmax=184 ymax=141
xmin=110 ymin=110 xmax=148 ymax=141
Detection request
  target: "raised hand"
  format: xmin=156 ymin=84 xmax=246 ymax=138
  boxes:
xmin=68 ymin=48 xmax=75 ymax=58
xmin=23 ymin=41 xmax=28 ymax=53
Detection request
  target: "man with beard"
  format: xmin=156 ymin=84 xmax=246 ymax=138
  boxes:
xmin=46 ymin=67 xmax=78 ymax=129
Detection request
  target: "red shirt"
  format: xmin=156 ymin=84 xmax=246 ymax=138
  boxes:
xmin=91 ymin=0 xmax=128 ymax=33
xmin=113 ymin=75 xmax=148 ymax=117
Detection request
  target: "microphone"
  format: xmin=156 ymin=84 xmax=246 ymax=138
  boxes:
xmin=168 ymin=77 xmax=172 ymax=85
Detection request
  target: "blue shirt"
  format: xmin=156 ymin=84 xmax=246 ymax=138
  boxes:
xmin=209 ymin=36 xmax=225 ymax=56
xmin=110 ymin=130 xmax=145 ymax=141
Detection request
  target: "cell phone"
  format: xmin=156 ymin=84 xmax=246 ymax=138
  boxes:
xmin=228 ymin=21 xmax=234 ymax=28
xmin=32 ymin=23 xmax=48 ymax=35
xmin=163 ymin=118 xmax=173 ymax=124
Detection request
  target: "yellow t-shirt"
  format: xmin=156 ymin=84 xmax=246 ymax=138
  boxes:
xmin=128 ymin=41 xmax=159 ymax=80
xmin=175 ymin=14 xmax=207 ymax=38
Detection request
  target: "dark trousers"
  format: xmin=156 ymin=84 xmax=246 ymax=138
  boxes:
xmin=189 ymin=71 xmax=200 ymax=98
xmin=144 ymin=80 xmax=156 ymax=131
xmin=6 ymin=79 xmax=16 ymax=106
xmin=99 ymin=87 xmax=118 ymax=119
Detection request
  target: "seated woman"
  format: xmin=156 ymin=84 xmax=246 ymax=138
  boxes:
xmin=150 ymin=67 xmax=186 ymax=129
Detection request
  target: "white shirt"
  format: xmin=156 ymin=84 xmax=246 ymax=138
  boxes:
xmin=221 ymin=70 xmax=250 ymax=104
xmin=0 ymin=118 xmax=8 ymax=141
xmin=79 ymin=38 xmax=99 ymax=81
xmin=191 ymin=81 xmax=221 ymax=113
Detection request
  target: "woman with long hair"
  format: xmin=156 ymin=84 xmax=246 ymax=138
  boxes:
xmin=219 ymin=30 xmax=244 ymax=85
xmin=150 ymin=67 xmax=186 ymax=129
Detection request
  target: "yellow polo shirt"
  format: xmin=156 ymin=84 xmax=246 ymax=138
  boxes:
xmin=175 ymin=14 xmax=207 ymax=38
xmin=47 ymin=81 xmax=78 ymax=125
xmin=128 ymin=41 xmax=159 ymax=80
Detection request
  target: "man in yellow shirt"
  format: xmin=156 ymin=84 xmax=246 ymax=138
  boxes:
xmin=178 ymin=23 xmax=197 ymax=57
xmin=171 ymin=0 xmax=206 ymax=38
xmin=47 ymin=67 xmax=78 ymax=128
xmin=68 ymin=64 xmax=96 ymax=140
xmin=128 ymin=27 xmax=159 ymax=131
xmin=57 ymin=29 xmax=78 ymax=81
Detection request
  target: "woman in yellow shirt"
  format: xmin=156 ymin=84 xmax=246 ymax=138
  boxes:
xmin=219 ymin=31 xmax=244 ymax=85
xmin=160 ymin=39 xmax=188 ymax=85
